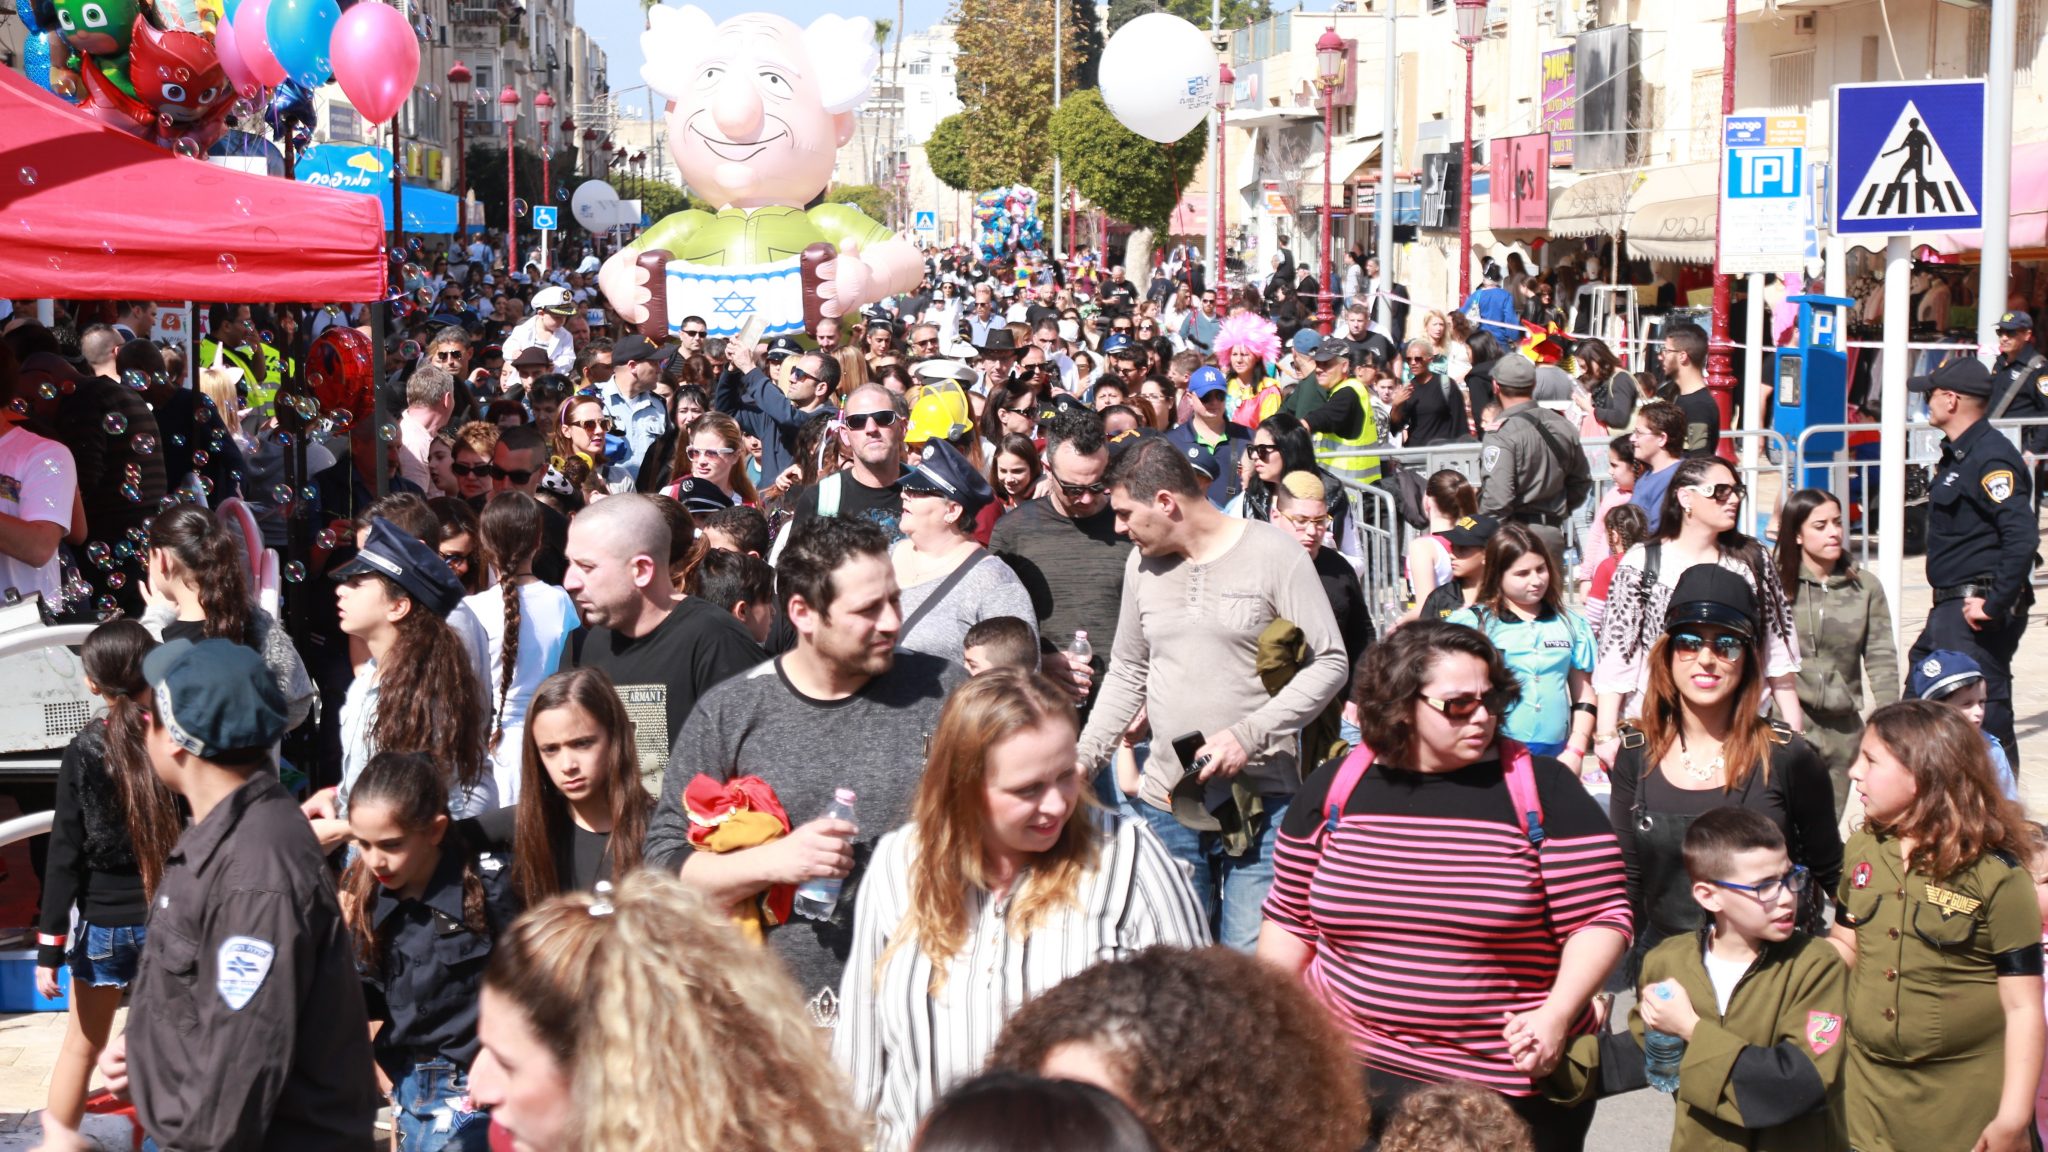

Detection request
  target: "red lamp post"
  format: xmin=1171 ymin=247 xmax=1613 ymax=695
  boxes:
xmin=535 ymin=88 xmax=555 ymax=271
xmin=1454 ymin=0 xmax=1486 ymax=302
xmin=1215 ymin=60 xmax=1233 ymax=293
xmin=1313 ymin=26 xmax=1343 ymax=333
xmin=498 ymin=84 xmax=520 ymax=275
xmin=1707 ymin=0 xmax=1738 ymax=458
xmin=447 ymin=61 xmax=472 ymax=207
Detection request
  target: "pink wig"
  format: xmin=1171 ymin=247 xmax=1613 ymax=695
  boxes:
xmin=1214 ymin=312 xmax=1281 ymax=366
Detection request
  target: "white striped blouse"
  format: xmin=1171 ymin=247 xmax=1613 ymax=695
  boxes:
xmin=832 ymin=809 xmax=1209 ymax=1150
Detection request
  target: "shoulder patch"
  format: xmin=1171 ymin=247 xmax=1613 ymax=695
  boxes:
xmin=1481 ymin=445 xmax=1502 ymax=473
xmin=1806 ymin=1011 xmax=1842 ymax=1056
xmin=216 ymin=936 xmax=276 ymax=1011
xmin=1982 ymin=469 xmax=2016 ymax=503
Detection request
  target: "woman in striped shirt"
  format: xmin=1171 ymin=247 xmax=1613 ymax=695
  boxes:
xmin=1259 ymin=622 xmax=1633 ymax=1152
xmin=834 ymin=670 xmax=1208 ymax=1151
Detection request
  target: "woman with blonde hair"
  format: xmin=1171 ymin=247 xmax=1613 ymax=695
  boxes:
xmin=834 ymin=670 xmax=1206 ymax=1151
xmin=836 ymin=345 xmax=871 ymax=399
xmin=662 ymin=411 xmax=758 ymax=508
xmin=467 ymin=871 xmax=862 ymax=1152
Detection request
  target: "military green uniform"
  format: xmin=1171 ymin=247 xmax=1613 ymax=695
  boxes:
xmin=1835 ymin=830 xmax=2044 ymax=1151
xmin=627 ymin=203 xmax=894 ymax=267
xmin=1550 ymin=928 xmax=1849 ymax=1152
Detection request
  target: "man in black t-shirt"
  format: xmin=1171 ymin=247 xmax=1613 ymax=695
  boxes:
xmin=788 ymin=385 xmax=908 ymax=545
xmin=562 ymin=494 xmax=764 ymax=788
xmin=1660 ymin=322 xmax=1723 ymax=458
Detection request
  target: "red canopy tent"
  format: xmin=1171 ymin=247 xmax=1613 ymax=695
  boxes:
xmin=0 ymin=66 xmax=385 ymax=302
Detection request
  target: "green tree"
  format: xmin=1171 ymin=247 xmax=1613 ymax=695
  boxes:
xmin=826 ymin=182 xmax=892 ymax=222
xmin=951 ymin=0 xmax=1082 ymax=189
xmin=1105 ymin=0 xmax=1271 ymax=36
xmin=926 ymin=113 xmax=975 ymax=191
xmin=1049 ymin=88 xmax=1206 ymax=233
xmin=1068 ymin=0 xmax=1104 ymax=90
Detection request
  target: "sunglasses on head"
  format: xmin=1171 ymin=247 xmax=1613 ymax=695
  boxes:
xmin=1419 ymin=690 xmax=1510 ymax=720
xmin=843 ymin=410 xmax=900 ymax=430
xmin=1670 ymin=630 xmax=1749 ymax=661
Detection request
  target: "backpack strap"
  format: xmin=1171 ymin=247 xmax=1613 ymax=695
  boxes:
xmin=1322 ymin=739 xmax=1545 ymax=847
xmin=1322 ymin=744 xmax=1376 ymax=835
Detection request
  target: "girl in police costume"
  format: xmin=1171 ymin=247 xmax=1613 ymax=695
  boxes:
xmin=341 ymin=751 xmax=521 ymax=1152
xmin=1833 ymin=700 xmax=2045 ymax=1152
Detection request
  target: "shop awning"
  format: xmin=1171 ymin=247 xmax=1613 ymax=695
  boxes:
xmin=1300 ymin=137 xmax=1382 ymax=207
xmin=294 ymin=143 xmax=473 ymax=235
xmin=1546 ymin=170 xmax=1644 ymax=239
xmin=1626 ymin=162 xmax=1719 ymax=264
xmin=1228 ymin=106 xmax=1320 ymax=132
xmin=1920 ymin=139 xmax=2048 ymax=254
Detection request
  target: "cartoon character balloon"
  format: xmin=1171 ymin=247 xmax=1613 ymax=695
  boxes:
xmin=598 ymin=5 xmax=925 ymax=340
xmin=46 ymin=0 xmax=146 ymax=100
xmin=73 ymin=14 xmax=234 ymax=146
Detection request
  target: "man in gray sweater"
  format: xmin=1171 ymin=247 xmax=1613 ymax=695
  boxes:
xmin=646 ymin=516 xmax=964 ymax=1023
xmin=1077 ymin=438 xmax=1349 ymax=950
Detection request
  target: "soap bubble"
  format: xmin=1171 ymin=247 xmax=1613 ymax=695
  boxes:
xmin=35 ymin=383 xmax=56 ymax=401
xmin=378 ymin=423 xmax=398 ymax=443
xmin=513 ymin=198 xmax=529 ymax=217
xmin=133 ymin=433 xmax=158 ymax=455
xmin=217 ymin=253 xmax=238 ymax=273
xmin=102 ymin=412 xmax=128 ymax=435
xmin=316 ymin=527 xmax=341 ymax=549
xmin=284 ymin=561 xmax=307 ymax=583
xmin=94 ymin=596 xmax=119 ymax=621
xmin=105 ymin=571 xmax=127 ymax=590
xmin=85 ymin=542 xmax=111 ymax=568
xmin=399 ymin=339 xmax=422 ymax=360
xmin=16 ymin=167 xmax=36 ymax=187
xmin=272 ymin=483 xmax=294 ymax=504
xmin=173 ymin=137 xmax=201 ymax=159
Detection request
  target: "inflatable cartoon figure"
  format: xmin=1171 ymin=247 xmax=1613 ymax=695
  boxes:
xmin=599 ymin=5 xmax=924 ymax=340
xmin=73 ymin=13 xmax=233 ymax=145
xmin=47 ymin=0 xmax=145 ymax=98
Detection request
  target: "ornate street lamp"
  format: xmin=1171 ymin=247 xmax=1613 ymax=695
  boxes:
xmin=447 ymin=61 xmax=472 ymax=205
xmin=498 ymin=84 xmax=520 ymax=274
xmin=1214 ymin=60 xmax=1234 ymax=293
xmin=1454 ymin=0 xmax=1488 ymax=301
xmin=1314 ymin=25 xmax=1344 ymax=333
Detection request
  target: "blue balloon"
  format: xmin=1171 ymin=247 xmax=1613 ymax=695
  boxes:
xmin=23 ymin=31 xmax=52 ymax=94
xmin=16 ymin=0 xmax=40 ymax=34
xmin=266 ymin=78 xmax=317 ymax=137
xmin=221 ymin=0 xmax=240 ymax=20
xmin=266 ymin=0 xmax=340 ymax=90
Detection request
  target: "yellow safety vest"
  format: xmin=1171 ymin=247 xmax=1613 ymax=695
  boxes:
xmin=1311 ymin=377 xmax=1383 ymax=485
xmin=199 ymin=339 xmax=289 ymax=409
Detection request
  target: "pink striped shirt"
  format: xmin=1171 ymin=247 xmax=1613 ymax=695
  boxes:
xmin=1262 ymin=753 xmax=1633 ymax=1094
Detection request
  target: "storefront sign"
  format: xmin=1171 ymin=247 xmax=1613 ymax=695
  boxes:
xmin=1491 ymin=133 xmax=1550 ymax=230
xmin=1540 ymin=49 xmax=1575 ymax=167
xmin=1262 ymin=181 xmax=1295 ymax=217
xmin=1421 ymin=153 xmax=1460 ymax=233
xmin=1720 ymin=115 xmax=1807 ymax=274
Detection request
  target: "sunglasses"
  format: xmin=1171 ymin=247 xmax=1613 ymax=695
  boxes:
xmin=1419 ymin=690 xmax=1510 ymax=720
xmin=1404 ymin=355 xmax=1430 ymax=365
xmin=1670 ymin=630 xmax=1749 ymax=661
xmin=437 ymin=551 xmax=472 ymax=570
xmin=566 ymin=418 xmax=613 ymax=434
xmin=686 ymin=445 xmax=737 ymax=460
xmin=1684 ymin=481 xmax=1747 ymax=503
xmin=913 ymin=337 xmax=940 ymax=348
xmin=681 ymin=328 xmax=707 ymax=338
xmin=1248 ymin=444 xmax=1281 ymax=461
xmin=450 ymin=461 xmax=492 ymax=478
xmin=843 ymin=410 xmax=900 ymax=430
xmin=493 ymin=465 xmax=540 ymax=485
xmin=432 ymin=350 xmax=465 ymax=362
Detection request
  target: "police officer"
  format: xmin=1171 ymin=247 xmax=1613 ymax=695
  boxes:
xmin=103 ymin=638 xmax=379 ymax=1151
xmin=1908 ymin=357 xmax=2039 ymax=765
xmin=1477 ymin=354 xmax=1592 ymax=563
xmin=1987 ymin=309 xmax=2048 ymax=506
xmin=199 ymin=303 xmax=290 ymax=409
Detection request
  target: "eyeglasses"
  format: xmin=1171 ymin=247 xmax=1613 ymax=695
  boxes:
xmin=1708 ymin=866 xmax=1810 ymax=905
xmin=1248 ymin=444 xmax=1281 ymax=461
xmin=1419 ymin=690 xmax=1510 ymax=720
xmin=680 ymin=328 xmax=707 ymax=338
xmin=567 ymin=418 xmax=612 ymax=434
xmin=686 ymin=445 xmax=737 ymax=460
xmin=843 ymin=410 xmax=900 ymax=430
xmin=1277 ymin=510 xmax=1331 ymax=532
xmin=1670 ymin=630 xmax=1749 ymax=662
xmin=438 ymin=551 xmax=472 ymax=571
xmin=1683 ymin=481 xmax=1747 ymax=503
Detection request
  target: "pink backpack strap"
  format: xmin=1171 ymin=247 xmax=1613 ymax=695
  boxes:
xmin=1500 ymin=739 xmax=1547 ymax=846
xmin=1321 ymin=744 xmax=1376 ymax=834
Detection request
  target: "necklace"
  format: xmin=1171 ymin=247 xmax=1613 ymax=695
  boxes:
xmin=1677 ymin=741 xmax=1725 ymax=783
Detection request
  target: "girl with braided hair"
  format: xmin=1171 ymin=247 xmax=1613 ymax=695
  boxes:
xmin=465 ymin=492 xmax=578 ymax=804
xmin=342 ymin=751 xmax=522 ymax=1152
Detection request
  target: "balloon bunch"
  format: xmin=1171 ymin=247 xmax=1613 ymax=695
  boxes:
xmin=27 ymin=0 xmax=418 ymax=154
xmin=971 ymin=185 xmax=1044 ymax=264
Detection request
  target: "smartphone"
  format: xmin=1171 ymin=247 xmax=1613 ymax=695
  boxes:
xmin=1170 ymin=731 xmax=1207 ymax=774
xmin=733 ymin=313 xmax=767 ymax=352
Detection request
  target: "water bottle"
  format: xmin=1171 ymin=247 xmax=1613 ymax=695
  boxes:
xmin=1562 ymin=544 xmax=1582 ymax=582
xmin=1067 ymin=630 xmax=1093 ymax=665
xmin=791 ymin=789 xmax=858 ymax=922
xmin=1643 ymin=982 xmax=1686 ymax=1093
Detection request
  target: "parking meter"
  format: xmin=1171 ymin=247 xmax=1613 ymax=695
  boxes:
xmin=1773 ymin=293 xmax=1856 ymax=491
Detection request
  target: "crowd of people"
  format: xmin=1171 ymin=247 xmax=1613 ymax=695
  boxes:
xmin=2 ymin=229 xmax=2046 ymax=1152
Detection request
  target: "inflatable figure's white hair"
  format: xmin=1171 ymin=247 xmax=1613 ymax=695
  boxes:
xmin=639 ymin=5 xmax=880 ymax=115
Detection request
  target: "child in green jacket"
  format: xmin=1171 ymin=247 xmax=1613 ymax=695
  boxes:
xmin=1544 ymin=807 xmax=1849 ymax=1152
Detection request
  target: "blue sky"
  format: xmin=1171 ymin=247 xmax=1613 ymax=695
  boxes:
xmin=586 ymin=0 xmax=956 ymax=93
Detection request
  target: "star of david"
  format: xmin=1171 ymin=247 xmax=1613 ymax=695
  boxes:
xmin=711 ymin=289 xmax=757 ymax=319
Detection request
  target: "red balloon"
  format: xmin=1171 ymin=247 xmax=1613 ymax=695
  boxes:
xmin=307 ymin=324 xmax=374 ymax=423
xmin=329 ymin=2 xmax=417 ymax=124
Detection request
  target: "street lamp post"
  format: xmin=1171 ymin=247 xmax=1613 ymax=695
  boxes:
xmin=1706 ymin=0 xmax=1739 ymax=458
xmin=535 ymin=89 xmax=555 ymax=273
xmin=1215 ymin=60 xmax=1233 ymax=293
xmin=447 ymin=61 xmax=471 ymax=209
xmin=1454 ymin=0 xmax=1485 ymax=302
xmin=1314 ymin=26 xmax=1343 ymax=333
xmin=499 ymin=84 xmax=520 ymax=276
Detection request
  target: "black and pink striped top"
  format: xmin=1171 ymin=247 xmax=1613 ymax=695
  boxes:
xmin=1263 ymin=753 xmax=1633 ymax=1096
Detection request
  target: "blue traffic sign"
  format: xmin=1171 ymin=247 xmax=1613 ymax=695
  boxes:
xmin=913 ymin=210 xmax=937 ymax=232
xmin=532 ymin=205 xmax=559 ymax=231
xmin=1831 ymin=80 xmax=1983 ymax=235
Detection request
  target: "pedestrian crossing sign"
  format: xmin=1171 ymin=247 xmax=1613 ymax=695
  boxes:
xmin=914 ymin=210 xmax=937 ymax=233
xmin=1831 ymin=80 xmax=1983 ymax=235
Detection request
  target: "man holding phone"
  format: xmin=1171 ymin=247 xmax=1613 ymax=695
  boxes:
xmin=1075 ymin=437 xmax=1349 ymax=951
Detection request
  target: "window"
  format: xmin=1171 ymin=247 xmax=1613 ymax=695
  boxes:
xmin=1768 ymin=51 xmax=1813 ymax=114
xmin=1690 ymin=70 xmax=1720 ymax=164
xmin=908 ymin=60 xmax=929 ymax=75
xmin=1968 ymin=0 xmax=2040 ymax=84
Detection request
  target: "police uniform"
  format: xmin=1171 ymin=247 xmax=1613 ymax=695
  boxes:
xmin=1834 ymin=829 xmax=2044 ymax=1152
xmin=1987 ymin=311 xmax=2048 ymax=505
xmin=128 ymin=639 xmax=379 ymax=1151
xmin=1478 ymin=360 xmax=1591 ymax=563
xmin=1907 ymin=358 xmax=2040 ymax=764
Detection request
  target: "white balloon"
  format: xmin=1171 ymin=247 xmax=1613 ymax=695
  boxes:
xmin=1098 ymin=12 xmax=1217 ymax=144
xmin=571 ymin=180 xmax=624 ymax=230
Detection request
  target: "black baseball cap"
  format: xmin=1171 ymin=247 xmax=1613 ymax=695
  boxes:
xmin=666 ymin=476 xmax=737 ymax=517
xmin=1907 ymin=357 xmax=1994 ymax=398
xmin=900 ymin=438 xmax=993 ymax=514
xmin=613 ymin=333 xmax=676 ymax=363
xmin=1664 ymin=565 xmax=1758 ymax=640
xmin=1440 ymin=514 xmax=1499 ymax=548
xmin=142 ymin=638 xmax=289 ymax=758
xmin=1996 ymin=310 xmax=2034 ymax=333
xmin=1308 ymin=334 xmax=1353 ymax=363
xmin=330 ymin=517 xmax=467 ymax=618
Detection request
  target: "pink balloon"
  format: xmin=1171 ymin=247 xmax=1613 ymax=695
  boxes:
xmin=213 ymin=21 xmax=259 ymax=94
xmin=329 ymin=2 xmax=418 ymax=124
xmin=233 ymin=0 xmax=288 ymax=87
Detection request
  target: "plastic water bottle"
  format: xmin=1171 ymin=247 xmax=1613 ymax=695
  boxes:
xmin=792 ymin=789 xmax=858 ymax=922
xmin=1067 ymin=630 xmax=1093 ymax=665
xmin=1644 ymin=982 xmax=1686 ymax=1093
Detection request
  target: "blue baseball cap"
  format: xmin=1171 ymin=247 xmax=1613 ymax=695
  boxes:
xmin=330 ymin=517 xmax=467 ymax=618
xmin=901 ymin=438 xmax=994 ymax=514
xmin=1908 ymin=650 xmax=1985 ymax=701
xmin=1290 ymin=328 xmax=1323 ymax=355
xmin=142 ymin=638 xmax=289 ymax=759
xmin=1187 ymin=365 xmax=1228 ymax=398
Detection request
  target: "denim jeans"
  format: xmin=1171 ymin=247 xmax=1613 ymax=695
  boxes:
xmin=393 ymin=1059 xmax=490 ymax=1152
xmin=69 ymin=922 xmax=146 ymax=987
xmin=1134 ymin=795 xmax=1290 ymax=953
